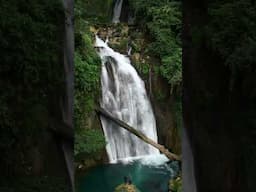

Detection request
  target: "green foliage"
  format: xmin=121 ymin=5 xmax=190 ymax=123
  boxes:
xmin=207 ymin=0 xmax=256 ymax=71
xmin=160 ymin=48 xmax=182 ymax=85
xmin=141 ymin=63 xmax=150 ymax=75
xmin=75 ymin=0 xmax=113 ymax=24
xmin=130 ymin=0 xmax=182 ymax=88
xmin=155 ymin=90 xmax=166 ymax=101
xmin=169 ymin=176 xmax=182 ymax=192
xmin=74 ymin=33 xmax=106 ymax=156
xmin=74 ymin=1 xmax=106 ymax=157
xmin=134 ymin=62 xmax=150 ymax=76
xmin=75 ymin=129 xmax=106 ymax=155
xmin=114 ymin=184 xmax=141 ymax=192
xmin=0 ymin=0 xmax=63 ymax=175
xmin=74 ymin=33 xmax=100 ymax=98
xmin=130 ymin=0 xmax=182 ymax=136
xmin=0 ymin=0 xmax=63 ymax=90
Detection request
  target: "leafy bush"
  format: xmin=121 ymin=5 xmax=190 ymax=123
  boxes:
xmin=130 ymin=0 xmax=182 ymax=89
xmin=75 ymin=0 xmax=114 ymax=24
xmin=75 ymin=129 xmax=106 ymax=155
xmin=169 ymin=176 xmax=182 ymax=192
xmin=207 ymin=1 xmax=256 ymax=66
xmin=160 ymin=48 xmax=182 ymax=86
xmin=74 ymin=2 xmax=106 ymax=157
xmin=115 ymin=184 xmax=141 ymax=192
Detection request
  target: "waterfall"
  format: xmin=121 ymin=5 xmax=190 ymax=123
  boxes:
xmin=95 ymin=36 xmax=159 ymax=163
xmin=112 ymin=0 xmax=123 ymax=23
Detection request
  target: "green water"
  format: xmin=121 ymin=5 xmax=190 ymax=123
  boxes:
xmin=77 ymin=156 xmax=179 ymax=192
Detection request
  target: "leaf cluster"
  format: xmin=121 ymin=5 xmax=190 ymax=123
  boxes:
xmin=75 ymin=129 xmax=106 ymax=155
xmin=74 ymin=1 xmax=106 ymax=156
xmin=207 ymin=0 xmax=256 ymax=71
xmin=130 ymin=0 xmax=182 ymax=88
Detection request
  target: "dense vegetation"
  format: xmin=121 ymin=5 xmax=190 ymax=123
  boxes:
xmin=0 ymin=0 xmax=69 ymax=190
xmin=74 ymin=0 xmax=107 ymax=158
xmin=130 ymin=0 xmax=182 ymax=91
xmin=129 ymin=0 xmax=182 ymax=136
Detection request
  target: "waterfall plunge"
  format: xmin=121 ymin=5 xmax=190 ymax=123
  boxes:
xmin=112 ymin=0 xmax=123 ymax=23
xmin=95 ymin=36 xmax=160 ymax=163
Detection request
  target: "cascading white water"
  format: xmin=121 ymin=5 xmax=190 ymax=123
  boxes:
xmin=95 ymin=36 xmax=160 ymax=163
xmin=112 ymin=0 xmax=123 ymax=23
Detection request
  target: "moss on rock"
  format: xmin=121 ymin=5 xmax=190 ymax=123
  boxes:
xmin=169 ymin=176 xmax=182 ymax=192
xmin=114 ymin=184 xmax=141 ymax=192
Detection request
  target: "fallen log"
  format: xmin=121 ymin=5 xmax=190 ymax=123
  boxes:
xmin=95 ymin=107 xmax=181 ymax=161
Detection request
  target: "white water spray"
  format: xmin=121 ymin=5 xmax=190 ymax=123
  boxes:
xmin=112 ymin=0 xmax=123 ymax=23
xmin=95 ymin=36 xmax=160 ymax=163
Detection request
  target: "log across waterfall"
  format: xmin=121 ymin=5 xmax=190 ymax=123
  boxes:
xmin=96 ymin=107 xmax=181 ymax=161
xmin=95 ymin=36 xmax=160 ymax=163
